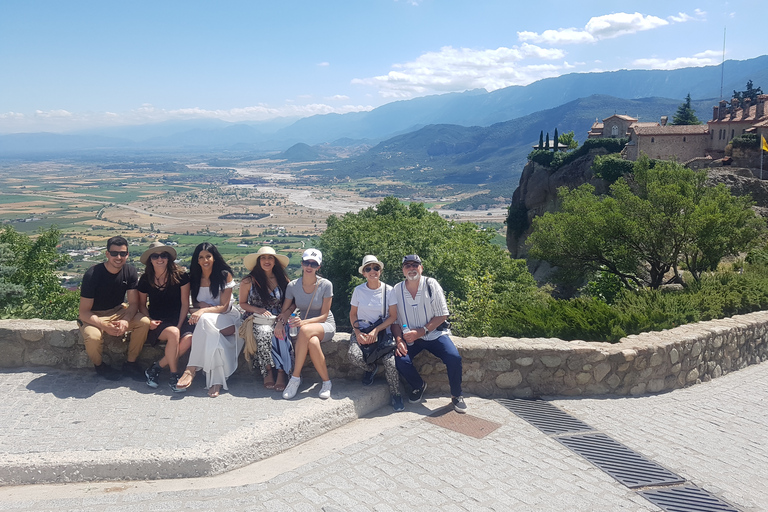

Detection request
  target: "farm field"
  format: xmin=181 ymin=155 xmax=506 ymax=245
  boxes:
xmin=0 ymin=157 xmax=509 ymax=281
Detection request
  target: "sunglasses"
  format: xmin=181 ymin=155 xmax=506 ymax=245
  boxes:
xmin=301 ymin=260 xmax=320 ymax=268
xmin=364 ymin=265 xmax=381 ymax=273
xmin=150 ymin=252 xmax=170 ymax=260
xmin=403 ymin=262 xmax=420 ymax=268
xmin=108 ymin=251 xmax=129 ymax=257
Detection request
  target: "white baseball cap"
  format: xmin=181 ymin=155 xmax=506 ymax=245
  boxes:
xmin=302 ymin=248 xmax=322 ymax=265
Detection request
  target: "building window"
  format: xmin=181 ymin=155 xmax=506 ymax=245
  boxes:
xmin=651 ymin=137 xmax=655 ymax=143
xmin=683 ymin=137 xmax=686 ymax=142
xmin=611 ymin=125 xmax=619 ymax=137
xmin=731 ymin=129 xmax=735 ymax=139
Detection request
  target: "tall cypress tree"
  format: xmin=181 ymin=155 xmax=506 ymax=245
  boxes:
xmin=545 ymin=132 xmax=550 ymax=150
xmin=538 ymin=131 xmax=544 ymax=150
xmin=672 ymin=93 xmax=702 ymax=125
xmin=553 ymin=128 xmax=559 ymax=151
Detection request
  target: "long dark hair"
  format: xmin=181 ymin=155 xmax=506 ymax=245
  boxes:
xmin=248 ymin=255 xmax=289 ymax=303
xmin=190 ymin=242 xmax=233 ymax=300
xmin=143 ymin=252 xmax=184 ymax=289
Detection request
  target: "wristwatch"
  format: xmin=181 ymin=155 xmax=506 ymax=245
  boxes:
xmin=423 ymin=326 xmax=430 ymax=336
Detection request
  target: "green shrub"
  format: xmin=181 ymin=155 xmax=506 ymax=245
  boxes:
xmin=591 ymin=154 xmax=634 ymax=183
xmin=731 ymin=133 xmax=758 ymax=148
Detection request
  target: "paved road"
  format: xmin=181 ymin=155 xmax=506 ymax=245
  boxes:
xmin=0 ymin=362 xmax=766 ymax=511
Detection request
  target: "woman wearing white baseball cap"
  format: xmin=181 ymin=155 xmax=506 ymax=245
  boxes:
xmin=277 ymin=248 xmax=336 ymax=400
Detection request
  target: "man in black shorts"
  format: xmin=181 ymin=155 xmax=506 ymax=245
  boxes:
xmin=78 ymin=236 xmax=150 ymax=380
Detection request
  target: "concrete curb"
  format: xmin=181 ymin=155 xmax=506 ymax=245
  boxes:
xmin=0 ymin=382 xmax=390 ymax=486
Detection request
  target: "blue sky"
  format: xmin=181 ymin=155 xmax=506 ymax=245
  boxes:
xmin=0 ymin=0 xmax=761 ymax=133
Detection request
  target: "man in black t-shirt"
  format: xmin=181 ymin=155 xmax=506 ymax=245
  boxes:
xmin=78 ymin=236 xmax=150 ymax=380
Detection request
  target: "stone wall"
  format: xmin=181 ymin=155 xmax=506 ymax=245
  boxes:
xmin=2 ymin=311 xmax=767 ymax=397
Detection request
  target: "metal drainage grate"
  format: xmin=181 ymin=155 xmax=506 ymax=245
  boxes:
xmin=639 ymin=485 xmax=742 ymax=512
xmin=556 ymin=433 xmax=685 ymax=489
xmin=495 ymin=398 xmax=595 ymax=435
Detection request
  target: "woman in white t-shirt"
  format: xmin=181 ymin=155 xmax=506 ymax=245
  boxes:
xmin=348 ymin=255 xmax=403 ymax=411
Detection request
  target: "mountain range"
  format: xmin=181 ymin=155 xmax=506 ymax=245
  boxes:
xmin=1 ymin=55 xmax=766 ymax=166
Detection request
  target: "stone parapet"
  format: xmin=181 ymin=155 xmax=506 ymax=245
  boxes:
xmin=1 ymin=311 xmax=767 ymax=397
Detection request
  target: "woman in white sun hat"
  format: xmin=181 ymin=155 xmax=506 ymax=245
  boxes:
xmin=239 ymin=246 xmax=291 ymax=392
xmin=278 ymin=248 xmax=336 ymax=400
xmin=348 ymin=255 xmax=403 ymax=411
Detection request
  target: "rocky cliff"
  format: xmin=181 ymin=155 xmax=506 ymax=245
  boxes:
xmin=506 ymin=151 xmax=768 ymax=279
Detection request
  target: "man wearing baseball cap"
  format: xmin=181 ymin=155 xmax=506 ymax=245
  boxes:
xmin=390 ymin=254 xmax=466 ymax=413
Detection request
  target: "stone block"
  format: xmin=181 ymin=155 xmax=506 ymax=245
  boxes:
xmin=605 ymin=374 xmax=621 ymax=389
xmin=514 ymin=357 xmax=534 ymax=367
xmin=46 ymin=330 xmax=77 ymax=348
xmin=630 ymin=383 xmax=647 ymax=395
xmin=690 ymin=341 xmax=702 ymax=358
xmin=575 ymin=372 xmax=592 ymax=385
xmin=540 ymin=355 xmax=562 ymax=368
xmin=0 ymin=339 xmax=25 ymax=367
xmin=464 ymin=368 xmax=484 ymax=383
xmin=686 ymin=368 xmax=699 ymax=382
xmin=26 ymin=349 xmax=61 ymax=367
xmin=647 ymin=379 xmax=665 ymax=393
xmin=486 ymin=358 xmax=511 ymax=372
xmin=593 ymin=362 xmax=611 ymax=382
xmin=495 ymin=370 xmax=523 ymax=389
xmin=669 ymin=347 xmax=680 ymax=364
xmin=649 ymin=352 xmax=663 ymax=367
xmin=20 ymin=330 xmax=44 ymax=342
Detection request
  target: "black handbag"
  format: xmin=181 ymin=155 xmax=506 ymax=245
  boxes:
xmin=355 ymin=285 xmax=397 ymax=364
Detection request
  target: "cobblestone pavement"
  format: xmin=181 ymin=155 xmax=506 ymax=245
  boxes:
xmin=0 ymin=362 xmax=766 ymax=511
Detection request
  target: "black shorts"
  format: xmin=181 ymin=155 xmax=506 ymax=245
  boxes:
xmin=147 ymin=319 xmax=195 ymax=346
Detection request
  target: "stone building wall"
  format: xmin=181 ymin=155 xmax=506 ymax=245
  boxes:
xmin=630 ymin=133 xmax=710 ymax=162
xmin=1 ymin=311 xmax=767 ymax=397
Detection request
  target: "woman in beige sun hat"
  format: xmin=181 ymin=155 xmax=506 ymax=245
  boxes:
xmin=238 ymin=246 xmax=292 ymax=391
xmin=137 ymin=242 xmax=194 ymax=392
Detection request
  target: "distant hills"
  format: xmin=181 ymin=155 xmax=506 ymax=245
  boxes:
xmin=1 ymin=55 xmax=766 ymax=159
xmin=284 ymin=94 xmax=714 ymax=188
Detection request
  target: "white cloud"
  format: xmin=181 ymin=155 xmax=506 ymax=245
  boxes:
xmin=317 ymin=62 xmax=330 ymax=67
xmin=353 ymin=44 xmax=569 ymax=98
xmin=668 ymin=10 xmax=705 ymax=23
xmin=326 ymin=95 xmax=350 ymax=101
xmin=0 ymin=102 xmax=375 ymax=133
xmin=518 ymin=12 xmax=668 ymax=45
xmin=632 ymin=50 xmax=720 ymax=70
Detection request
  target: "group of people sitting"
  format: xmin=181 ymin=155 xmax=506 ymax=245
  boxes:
xmin=78 ymin=236 xmax=466 ymax=413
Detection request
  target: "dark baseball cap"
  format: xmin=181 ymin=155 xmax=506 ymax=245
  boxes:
xmin=402 ymin=254 xmax=422 ymax=265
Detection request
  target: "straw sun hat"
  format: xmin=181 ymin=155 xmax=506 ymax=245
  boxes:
xmin=140 ymin=241 xmax=178 ymax=265
xmin=244 ymin=246 xmax=290 ymax=271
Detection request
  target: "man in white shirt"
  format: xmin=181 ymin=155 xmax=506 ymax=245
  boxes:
xmin=391 ymin=254 xmax=466 ymax=413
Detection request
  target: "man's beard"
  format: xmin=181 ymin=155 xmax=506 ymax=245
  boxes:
xmin=406 ymin=273 xmax=420 ymax=281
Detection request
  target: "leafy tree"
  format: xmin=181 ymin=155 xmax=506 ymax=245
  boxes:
xmin=672 ymin=93 xmax=701 ymax=125
xmin=558 ymin=130 xmax=579 ymax=150
xmin=733 ymin=80 xmax=763 ymax=108
xmin=591 ymin=154 xmax=634 ymax=183
xmin=318 ymin=196 xmax=537 ymax=332
xmin=0 ymin=226 xmax=79 ymax=320
xmin=527 ymin=158 xmax=764 ymax=289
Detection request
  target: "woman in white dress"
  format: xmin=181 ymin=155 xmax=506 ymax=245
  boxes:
xmin=176 ymin=242 xmax=242 ymax=397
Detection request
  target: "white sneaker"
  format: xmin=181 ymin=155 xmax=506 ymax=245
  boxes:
xmin=282 ymin=376 xmax=301 ymax=399
xmin=319 ymin=380 xmax=332 ymax=399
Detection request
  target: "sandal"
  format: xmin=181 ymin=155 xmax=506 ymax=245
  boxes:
xmin=274 ymin=370 xmax=287 ymax=392
xmin=208 ymin=384 xmax=221 ymax=398
xmin=263 ymin=368 xmax=276 ymax=390
xmin=176 ymin=369 xmax=196 ymax=389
